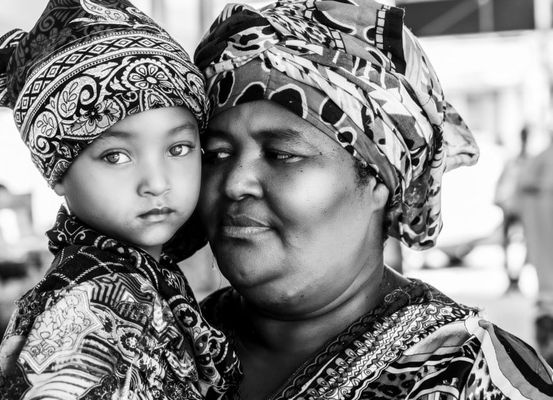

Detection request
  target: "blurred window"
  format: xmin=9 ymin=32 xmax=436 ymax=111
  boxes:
xmin=0 ymin=189 xmax=33 ymax=247
xmin=398 ymin=0 xmax=535 ymax=36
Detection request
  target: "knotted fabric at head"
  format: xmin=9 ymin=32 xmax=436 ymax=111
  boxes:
xmin=0 ymin=0 xmax=209 ymax=187
xmin=195 ymin=0 xmax=479 ymax=249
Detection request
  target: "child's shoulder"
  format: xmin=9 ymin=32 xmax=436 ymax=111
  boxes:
xmin=25 ymin=244 xmax=166 ymax=311
xmin=32 ymin=243 xmax=181 ymax=314
xmin=6 ymin=245 xmax=162 ymax=344
xmin=37 ymin=243 xmax=135 ymax=293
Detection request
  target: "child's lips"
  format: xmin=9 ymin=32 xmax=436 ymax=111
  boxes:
xmin=138 ymin=207 xmax=175 ymax=222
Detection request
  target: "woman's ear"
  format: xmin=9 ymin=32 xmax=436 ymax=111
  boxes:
xmin=53 ymin=181 xmax=65 ymax=197
xmin=371 ymin=179 xmax=389 ymax=211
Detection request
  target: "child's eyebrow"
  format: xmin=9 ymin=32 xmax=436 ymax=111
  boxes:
xmin=96 ymin=122 xmax=198 ymax=142
xmin=95 ymin=130 xmax=132 ymax=143
xmin=168 ymin=122 xmax=198 ymax=135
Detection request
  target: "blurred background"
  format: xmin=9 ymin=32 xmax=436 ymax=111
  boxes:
xmin=1 ymin=0 xmax=552 ymax=353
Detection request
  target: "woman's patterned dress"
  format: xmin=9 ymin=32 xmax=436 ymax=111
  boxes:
xmin=202 ymin=278 xmax=553 ymax=400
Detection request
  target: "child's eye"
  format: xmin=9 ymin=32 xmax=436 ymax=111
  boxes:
xmin=102 ymin=151 xmax=131 ymax=165
xmin=169 ymin=143 xmax=192 ymax=157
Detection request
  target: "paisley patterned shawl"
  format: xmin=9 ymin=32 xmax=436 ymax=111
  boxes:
xmin=0 ymin=0 xmax=209 ymax=187
xmin=202 ymin=279 xmax=553 ymax=400
xmin=0 ymin=206 xmax=240 ymax=400
xmin=194 ymin=0 xmax=480 ymax=249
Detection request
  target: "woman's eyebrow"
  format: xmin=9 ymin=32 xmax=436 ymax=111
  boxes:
xmin=203 ymin=127 xmax=311 ymax=145
xmin=253 ymin=128 xmax=309 ymax=143
xmin=202 ymin=128 xmax=228 ymax=141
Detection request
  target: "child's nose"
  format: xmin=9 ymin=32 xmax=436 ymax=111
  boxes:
xmin=138 ymin=163 xmax=170 ymax=197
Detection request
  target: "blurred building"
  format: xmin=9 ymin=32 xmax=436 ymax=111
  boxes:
xmin=399 ymin=0 xmax=553 ymax=155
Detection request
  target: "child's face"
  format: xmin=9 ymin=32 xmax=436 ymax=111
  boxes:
xmin=54 ymin=106 xmax=201 ymax=260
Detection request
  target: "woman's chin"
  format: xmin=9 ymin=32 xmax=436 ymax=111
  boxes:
xmin=215 ymin=247 xmax=283 ymax=284
xmin=220 ymin=264 xmax=281 ymax=292
xmin=232 ymin=279 xmax=316 ymax=315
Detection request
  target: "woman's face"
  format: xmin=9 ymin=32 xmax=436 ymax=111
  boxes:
xmin=200 ymin=100 xmax=387 ymax=314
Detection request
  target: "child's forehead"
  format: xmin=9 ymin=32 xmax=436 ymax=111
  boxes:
xmin=108 ymin=107 xmax=197 ymax=131
xmin=94 ymin=118 xmax=199 ymax=146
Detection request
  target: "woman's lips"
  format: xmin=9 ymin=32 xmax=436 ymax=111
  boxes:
xmin=219 ymin=214 xmax=272 ymax=238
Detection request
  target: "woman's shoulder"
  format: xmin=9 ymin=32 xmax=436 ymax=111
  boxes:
xmin=378 ymin=277 xmax=478 ymax=319
xmin=399 ymin=316 xmax=553 ymax=400
xmin=462 ymin=317 xmax=553 ymax=399
xmin=386 ymin=280 xmax=553 ymax=399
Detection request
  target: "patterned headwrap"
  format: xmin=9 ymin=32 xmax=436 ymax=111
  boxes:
xmin=0 ymin=0 xmax=209 ymax=187
xmin=195 ymin=0 xmax=479 ymax=249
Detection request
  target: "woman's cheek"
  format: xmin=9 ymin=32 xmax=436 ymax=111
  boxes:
xmin=271 ymin=167 xmax=348 ymax=224
xmin=198 ymin=172 xmax=220 ymax=230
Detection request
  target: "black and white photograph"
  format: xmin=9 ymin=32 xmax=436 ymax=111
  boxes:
xmin=0 ymin=1 xmax=552 ymax=399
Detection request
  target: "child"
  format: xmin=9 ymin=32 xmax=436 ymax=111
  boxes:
xmin=0 ymin=1 xmax=240 ymax=399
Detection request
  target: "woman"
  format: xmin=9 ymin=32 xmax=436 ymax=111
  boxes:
xmin=194 ymin=0 xmax=553 ymax=399
xmin=518 ymin=139 xmax=553 ymax=366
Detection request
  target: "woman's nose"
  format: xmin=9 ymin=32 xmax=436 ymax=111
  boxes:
xmin=138 ymin=162 xmax=170 ymax=197
xmin=222 ymin=159 xmax=263 ymax=201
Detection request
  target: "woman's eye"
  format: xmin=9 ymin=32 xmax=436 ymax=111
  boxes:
xmin=102 ymin=151 xmax=130 ymax=165
xmin=169 ymin=143 xmax=192 ymax=157
xmin=266 ymin=150 xmax=300 ymax=162
xmin=202 ymin=149 xmax=232 ymax=163
xmin=273 ymin=153 xmax=292 ymax=160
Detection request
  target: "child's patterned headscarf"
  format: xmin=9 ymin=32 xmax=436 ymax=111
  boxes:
xmin=195 ymin=0 xmax=479 ymax=249
xmin=0 ymin=0 xmax=209 ymax=187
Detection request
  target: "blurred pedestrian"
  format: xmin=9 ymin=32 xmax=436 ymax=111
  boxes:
xmin=0 ymin=183 xmax=20 ymax=246
xmin=494 ymin=125 xmax=529 ymax=290
xmin=518 ymin=136 xmax=553 ymax=366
